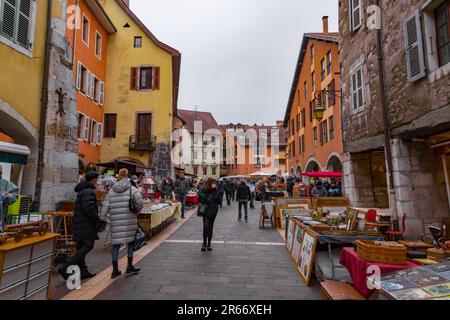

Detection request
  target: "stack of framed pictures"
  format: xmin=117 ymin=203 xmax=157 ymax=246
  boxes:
xmin=285 ymin=217 xmax=318 ymax=286
xmin=379 ymin=261 xmax=450 ymax=300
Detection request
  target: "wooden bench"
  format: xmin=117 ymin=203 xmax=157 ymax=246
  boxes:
xmin=321 ymin=280 xmax=366 ymax=300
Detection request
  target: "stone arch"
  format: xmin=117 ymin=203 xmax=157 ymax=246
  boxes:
xmin=0 ymin=100 xmax=39 ymax=196
xmin=326 ymin=154 xmax=343 ymax=172
xmin=295 ymin=165 xmax=302 ymax=177
xmin=305 ymin=158 xmax=321 ymax=172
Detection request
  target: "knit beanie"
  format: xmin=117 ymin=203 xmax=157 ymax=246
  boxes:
xmin=117 ymin=168 xmax=129 ymax=181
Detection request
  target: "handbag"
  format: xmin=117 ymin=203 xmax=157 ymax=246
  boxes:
xmin=133 ymin=224 xmax=147 ymax=251
xmin=197 ymin=203 xmax=208 ymax=217
xmin=129 ymin=187 xmax=140 ymax=214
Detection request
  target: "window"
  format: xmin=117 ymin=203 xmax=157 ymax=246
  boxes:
xmin=0 ymin=0 xmax=34 ymax=50
xmin=329 ymin=116 xmax=335 ymax=140
xmin=309 ymin=101 xmax=313 ymax=122
xmin=319 ymin=123 xmax=323 ymax=145
xmin=327 ymin=51 xmax=332 ymax=75
xmin=435 ymin=1 xmax=450 ymax=67
xmin=304 ymin=81 xmax=308 ymax=99
xmin=134 ymin=36 xmax=142 ymax=48
xmin=297 ymin=89 xmax=301 ymax=105
xmin=83 ymin=116 xmax=90 ymax=141
xmin=82 ymin=15 xmax=90 ymax=46
xmin=76 ymin=62 xmax=89 ymax=94
xmin=90 ymin=120 xmax=97 ymax=143
xmin=130 ymin=66 xmax=161 ymax=90
xmin=212 ymin=167 xmax=217 ymax=176
xmin=351 ymin=66 xmax=364 ymax=111
xmin=312 ymin=71 xmax=316 ymax=91
xmin=203 ymin=166 xmax=207 ymax=176
xmin=349 ymin=0 xmax=362 ymax=32
xmin=104 ymin=114 xmax=117 ymax=138
xmin=299 ymin=137 xmax=302 ymax=155
xmin=321 ymin=58 xmax=326 ymax=81
xmin=77 ymin=113 xmax=84 ymax=139
xmin=301 ymin=109 xmax=306 ymax=128
xmin=95 ymin=32 xmax=102 ymax=59
xmin=323 ymin=121 xmax=328 ymax=143
xmin=328 ymin=79 xmax=336 ymax=107
xmin=193 ymin=150 xmax=198 ymax=161
xmin=291 ymin=142 xmax=296 ymax=157
xmin=313 ymin=127 xmax=317 ymax=147
xmin=296 ymin=114 xmax=301 ymax=132
xmin=291 ymin=119 xmax=295 ymax=136
xmin=193 ymin=166 xmax=198 ymax=176
xmin=404 ymin=10 xmax=426 ymax=81
xmin=301 ymin=135 xmax=305 ymax=154
xmin=311 ymin=45 xmax=315 ymax=65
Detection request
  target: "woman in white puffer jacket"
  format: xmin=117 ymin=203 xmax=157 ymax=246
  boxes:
xmin=101 ymin=168 xmax=144 ymax=279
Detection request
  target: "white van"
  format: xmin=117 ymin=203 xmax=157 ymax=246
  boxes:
xmin=0 ymin=141 xmax=31 ymax=192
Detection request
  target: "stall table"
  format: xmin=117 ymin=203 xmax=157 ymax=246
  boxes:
xmin=340 ymin=247 xmax=418 ymax=298
xmin=138 ymin=203 xmax=181 ymax=238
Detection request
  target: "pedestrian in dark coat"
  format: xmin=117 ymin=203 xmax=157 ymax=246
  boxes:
xmin=217 ymin=179 xmax=225 ymax=208
xmin=59 ymin=171 xmax=101 ymax=281
xmin=198 ymin=178 xmax=221 ymax=252
xmin=160 ymin=177 xmax=174 ymax=200
xmin=224 ymin=179 xmax=232 ymax=205
xmin=231 ymin=180 xmax=237 ymax=201
xmin=236 ymin=180 xmax=251 ymax=221
xmin=174 ymin=173 xmax=189 ymax=218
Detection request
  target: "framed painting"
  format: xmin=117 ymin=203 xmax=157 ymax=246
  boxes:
xmin=297 ymin=229 xmax=318 ymax=286
xmin=286 ymin=217 xmax=296 ymax=253
xmin=291 ymin=222 xmax=304 ymax=266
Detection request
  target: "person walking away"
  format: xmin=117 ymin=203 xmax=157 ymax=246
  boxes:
xmin=58 ymin=171 xmax=101 ymax=280
xmin=224 ymin=179 xmax=232 ymax=206
xmin=217 ymin=179 xmax=225 ymax=208
xmin=174 ymin=172 xmax=189 ymax=218
xmin=0 ymin=165 xmax=19 ymax=229
xmin=311 ymin=180 xmax=328 ymax=197
xmin=328 ymin=182 xmax=343 ymax=197
xmin=198 ymin=178 xmax=221 ymax=251
xmin=231 ymin=179 xmax=237 ymax=201
xmin=161 ymin=177 xmax=174 ymax=200
xmin=101 ymin=169 xmax=144 ymax=279
xmin=248 ymin=180 xmax=256 ymax=209
xmin=236 ymin=180 xmax=251 ymax=221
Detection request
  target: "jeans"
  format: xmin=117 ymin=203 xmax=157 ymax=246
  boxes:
xmin=225 ymin=192 xmax=231 ymax=205
xmin=176 ymin=194 xmax=186 ymax=217
xmin=112 ymin=243 xmax=134 ymax=262
xmin=238 ymin=201 xmax=248 ymax=219
xmin=250 ymin=192 xmax=255 ymax=208
xmin=202 ymin=215 xmax=217 ymax=244
xmin=218 ymin=193 xmax=224 ymax=207
xmin=63 ymin=238 xmax=95 ymax=272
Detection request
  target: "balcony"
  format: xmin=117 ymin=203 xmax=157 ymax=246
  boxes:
xmin=129 ymin=135 xmax=157 ymax=152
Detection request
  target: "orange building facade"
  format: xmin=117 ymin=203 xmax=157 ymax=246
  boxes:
xmin=284 ymin=17 xmax=343 ymax=178
xmin=66 ymin=0 xmax=116 ymax=168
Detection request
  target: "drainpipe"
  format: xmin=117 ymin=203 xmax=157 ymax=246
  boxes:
xmin=375 ymin=0 xmax=398 ymax=219
xmin=72 ymin=0 xmax=80 ymax=66
xmin=33 ymin=0 xmax=53 ymax=211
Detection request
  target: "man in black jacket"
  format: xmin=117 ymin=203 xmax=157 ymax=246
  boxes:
xmin=236 ymin=180 xmax=251 ymax=221
xmin=59 ymin=171 xmax=100 ymax=281
xmin=217 ymin=179 xmax=225 ymax=208
xmin=174 ymin=173 xmax=189 ymax=218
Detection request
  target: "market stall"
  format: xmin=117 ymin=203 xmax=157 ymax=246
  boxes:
xmin=138 ymin=201 xmax=181 ymax=239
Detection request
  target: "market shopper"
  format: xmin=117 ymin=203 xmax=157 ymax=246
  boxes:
xmin=197 ymin=179 xmax=205 ymax=193
xmin=58 ymin=171 xmax=101 ymax=281
xmin=160 ymin=177 xmax=174 ymax=200
xmin=101 ymin=169 xmax=144 ymax=279
xmin=174 ymin=172 xmax=189 ymax=218
xmin=311 ymin=180 xmax=328 ymax=197
xmin=217 ymin=179 xmax=225 ymax=208
xmin=328 ymin=182 xmax=343 ymax=197
xmin=198 ymin=178 xmax=221 ymax=252
xmin=231 ymin=179 xmax=237 ymax=201
xmin=224 ymin=179 xmax=232 ymax=206
xmin=236 ymin=180 xmax=251 ymax=221
xmin=259 ymin=179 xmax=268 ymax=203
xmin=248 ymin=180 xmax=256 ymax=209
xmin=0 ymin=165 xmax=19 ymax=229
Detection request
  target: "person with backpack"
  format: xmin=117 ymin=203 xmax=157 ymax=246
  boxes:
xmin=101 ymin=169 xmax=144 ymax=279
xmin=198 ymin=178 xmax=221 ymax=252
xmin=58 ymin=171 xmax=102 ymax=280
xmin=236 ymin=179 xmax=251 ymax=221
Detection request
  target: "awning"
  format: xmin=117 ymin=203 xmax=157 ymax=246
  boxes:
xmin=302 ymin=171 xmax=343 ymax=178
xmin=0 ymin=142 xmax=30 ymax=165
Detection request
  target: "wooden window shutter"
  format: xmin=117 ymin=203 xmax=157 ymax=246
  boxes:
xmin=99 ymin=81 xmax=105 ymax=105
xmin=329 ymin=79 xmax=335 ymax=106
xmin=1 ymin=0 xmax=17 ymax=40
xmin=319 ymin=123 xmax=324 ymax=145
xmin=17 ymin=0 xmax=32 ymax=48
xmin=130 ymin=67 xmax=138 ymax=90
xmin=76 ymin=62 xmax=82 ymax=90
xmin=153 ymin=66 xmax=161 ymax=90
xmin=404 ymin=10 xmax=426 ymax=82
xmin=97 ymin=123 xmax=102 ymax=145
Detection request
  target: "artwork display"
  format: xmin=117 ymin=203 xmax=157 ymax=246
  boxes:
xmin=408 ymin=274 xmax=447 ymax=287
xmin=297 ymin=230 xmax=318 ymax=286
xmin=291 ymin=223 xmax=304 ymax=266
xmin=423 ymin=283 xmax=450 ymax=297
xmin=389 ymin=288 xmax=433 ymax=300
xmin=286 ymin=218 xmax=296 ymax=253
xmin=380 ymin=278 xmax=417 ymax=292
xmin=423 ymin=261 xmax=450 ymax=273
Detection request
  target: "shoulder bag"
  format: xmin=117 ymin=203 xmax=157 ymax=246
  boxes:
xmin=129 ymin=187 xmax=140 ymax=214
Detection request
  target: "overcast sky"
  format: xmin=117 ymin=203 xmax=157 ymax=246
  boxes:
xmin=130 ymin=0 xmax=338 ymax=125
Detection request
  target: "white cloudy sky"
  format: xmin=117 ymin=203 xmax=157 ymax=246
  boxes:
xmin=130 ymin=0 xmax=339 ymax=125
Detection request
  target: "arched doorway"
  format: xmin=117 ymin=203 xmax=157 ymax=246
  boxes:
xmin=290 ymin=167 xmax=295 ymax=176
xmin=306 ymin=160 xmax=320 ymax=172
xmin=296 ymin=165 xmax=302 ymax=178
xmin=0 ymin=100 xmax=39 ymax=196
xmin=327 ymin=155 xmax=343 ymax=173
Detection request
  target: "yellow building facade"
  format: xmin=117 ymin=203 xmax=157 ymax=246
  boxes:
xmin=98 ymin=0 xmax=181 ymax=180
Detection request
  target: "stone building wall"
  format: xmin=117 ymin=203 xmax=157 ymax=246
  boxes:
xmin=39 ymin=0 xmax=79 ymax=211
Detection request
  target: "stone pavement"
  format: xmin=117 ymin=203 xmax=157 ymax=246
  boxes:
xmin=94 ymin=201 xmax=323 ymax=300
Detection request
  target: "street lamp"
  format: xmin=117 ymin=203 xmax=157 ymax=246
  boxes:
xmin=312 ymin=89 xmax=342 ymax=121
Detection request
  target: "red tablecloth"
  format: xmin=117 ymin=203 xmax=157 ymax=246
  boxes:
xmin=186 ymin=194 xmax=198 ymax=205
xmin=339 ymin=247 xmax=418 ymax=298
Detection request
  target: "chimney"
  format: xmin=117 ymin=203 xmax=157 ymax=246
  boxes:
xmin=122 ymin=0 xmax=130 ymax=6
xmin=322 ymin=16 xmax=329 ymax=33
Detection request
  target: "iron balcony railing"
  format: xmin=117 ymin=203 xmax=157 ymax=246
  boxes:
xmin=129 ymin=135 xmax=157 ymax=152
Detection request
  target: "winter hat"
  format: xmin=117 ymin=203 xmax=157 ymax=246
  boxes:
xmin=117 ymin=168 xmax=129 ymax=181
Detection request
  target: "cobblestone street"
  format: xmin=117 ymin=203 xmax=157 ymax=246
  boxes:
xmin=93 ymin=202 xmax=322 ymax=300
